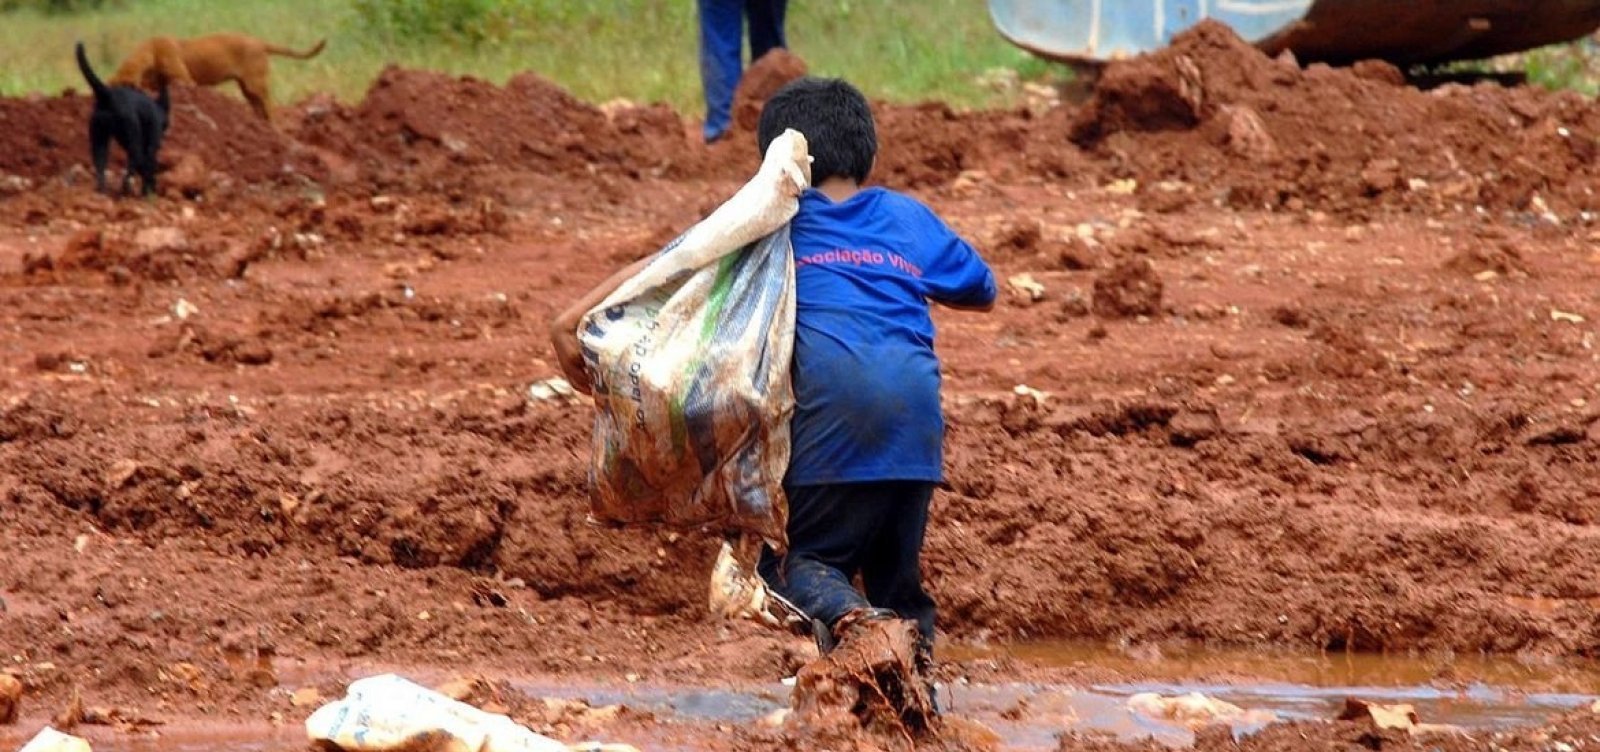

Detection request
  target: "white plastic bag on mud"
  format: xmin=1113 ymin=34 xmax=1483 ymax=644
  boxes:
xmin=305 ymin=674 xmax=571 ymax=752
xmin=576 ymin=129 xmax=811 ymax=546
xmin=17 ymin=728 xmax=91 ymax=752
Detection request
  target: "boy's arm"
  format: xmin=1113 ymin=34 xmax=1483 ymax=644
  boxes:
xmin=909 ymin=202 xmax=997 ymax=313
xmin=935 ymin=295 xmax=996 ymax=313
xmin=548 ymin=255 xmax=653 ymax=395
xmin=922 ymin=235 xmax=998 ymax=313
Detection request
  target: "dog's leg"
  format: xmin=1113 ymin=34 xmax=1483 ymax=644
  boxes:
xmin=238 ymin=69 xmax=274 ymax=123
xmin=117 ymin=119 xmax=143 ymax=198
xmin=138 ymin=127 xmax=161 ymax=197
xmin=89 ymin=117 xmax=111 ymax=193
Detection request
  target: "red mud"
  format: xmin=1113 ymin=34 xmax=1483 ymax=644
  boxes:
xmin=1065 ymin=20 xmax=1600 ymax=216
xmin=3 ymin=24 xmax=1600 ymax=752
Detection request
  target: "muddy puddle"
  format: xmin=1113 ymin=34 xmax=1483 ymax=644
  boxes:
xmin=947 ymin=641 xmax=1600 ymax=747
xmin=6 ymin=646 xmax=1597 ymax=751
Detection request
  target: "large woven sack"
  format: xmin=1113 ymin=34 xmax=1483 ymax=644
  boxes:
xmin=577 ymin=130 xmax=810 ymax=547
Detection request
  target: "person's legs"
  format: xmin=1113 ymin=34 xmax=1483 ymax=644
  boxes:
xmin=859 ymin=481 xmax=940 ymax=709
xmin=697 ymin=0 xmax=745 ymax=142
xmin=758 ymin=484 xmax=880 ymax=634
xmin=859 ymin=481 xmax=937 ymax=646
xmin=745 ymin=0 xmax=788 ymax=59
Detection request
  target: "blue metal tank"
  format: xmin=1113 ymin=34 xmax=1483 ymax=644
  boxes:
xmin=989 ymin=0 xmax=1600 ymax=65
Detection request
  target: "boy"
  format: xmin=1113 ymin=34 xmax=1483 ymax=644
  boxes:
xmin=551 ymin=77 xmax=995 ymax=701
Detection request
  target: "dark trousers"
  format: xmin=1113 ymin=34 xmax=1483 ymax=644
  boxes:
xmin=697 ymin=0 xmax=789 ymax=142
xmin=758 ymin=481 xmax=937 ymax=651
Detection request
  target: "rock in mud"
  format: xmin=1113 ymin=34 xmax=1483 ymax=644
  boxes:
xmin=1350 ymin=59 xmax=1406 ymax=87
xmin=1092 ymin=258 xmax=1164 ymax=318
xmin=1219 ymin=105 xmax=1276 ymax=162
xmin=134 ymin=227 xmax=189 ymax=255
xmin=162 ymin=152 xmax=210 ymax=197
xmin=0 ymin=672 xmax=21 ymax=724
xmin=1168 ymin=409 xmax=1222 ymax=446
xmin=987 ymin=219 xmax=1044 ymax=261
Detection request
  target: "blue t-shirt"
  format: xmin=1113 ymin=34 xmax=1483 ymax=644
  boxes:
xmin=786 ymin=187 xmax=996 ymax=486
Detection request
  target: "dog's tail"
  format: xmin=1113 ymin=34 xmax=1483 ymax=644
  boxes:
xmin=74 ymin=41 xmax=112 ymax=105
xmin=265 ymin=38 xmax=326 ymax=59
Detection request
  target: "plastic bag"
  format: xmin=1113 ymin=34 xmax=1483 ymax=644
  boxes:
xmin=577 ymin=129 xmax=810 ymax=546
xmin=18 ymin=728 xmax=91 ymax=752
xmin=305 ymin=674 xmax=572 ymax=752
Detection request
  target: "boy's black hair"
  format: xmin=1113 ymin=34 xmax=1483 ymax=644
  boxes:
xmin=757 ymin=77 xmax=877 ymax=184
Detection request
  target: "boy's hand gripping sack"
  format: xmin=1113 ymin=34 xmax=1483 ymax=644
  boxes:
xmin=577 ymin=130 xmax=810 ymax=549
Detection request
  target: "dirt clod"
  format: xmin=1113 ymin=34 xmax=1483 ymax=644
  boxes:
xmin=0 ymin=673 xmax=21 ymax=724
xmin=1092 ymin=258 xmax=1164 ymax=318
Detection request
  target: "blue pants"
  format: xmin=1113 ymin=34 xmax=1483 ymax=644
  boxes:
xmin=758 ymin=481 xmax=937 ymax=649
xmin=698 ymin=0 xmax=789 ymax=142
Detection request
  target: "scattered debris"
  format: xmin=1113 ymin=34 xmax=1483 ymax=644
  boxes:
xmin=305 ymin=674 xmax=576 ymax=752
xmin=17 ymin=727 xmax=91 ymax=752
xmin=1105 ymin=178 xmax=1139 ymax=195
xmin=307 ymin=675 xmax=643 ymax=752
xmin=1337 ymin=698 xmax=1468 ymax=738
xmin=133 ymin=226 xmax=189 ymax=254
xmin=173 ymin=298 xmax=200 ymax=321
xmin=1007 ymin=273 xmax=1047 ymax=304
xmin=1551 ymin=309 xmax=1586 ymax=324
xmin=1127 ymin=691 xmax=1276 ymax=730
xmin=1337 ymin=698 xmax=1417 ymax=730
xmin=1012 ymin=385 xmax=1049 ymax=406
xmin=0 ymin=173 xmax=34 ymax=196
xmin=528 ymin=378 xmax=579 ymax=402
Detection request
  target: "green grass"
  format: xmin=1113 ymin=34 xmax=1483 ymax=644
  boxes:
xmin=0 ymin=0 xmax=1066 ymax=112
xmin=1522 ymin=40 xmax=1600 ymax=96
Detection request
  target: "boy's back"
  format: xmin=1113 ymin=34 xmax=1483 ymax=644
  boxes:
xmin=787 ymin=187 xmax=996 ymax=485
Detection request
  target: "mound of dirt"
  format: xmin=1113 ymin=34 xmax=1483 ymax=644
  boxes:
xmin=732 ymin=49 xmax=809 ymax=132
xmin=165 ymin=86 xmax=324 ymax=183
xmin=1067 ymin=20 xmax=1600 ymax=215
xmin=0 ymin=93 xmax=82 ymax=181
xmin=292 ymin=66 xmax=706 ymax=187
xmin=873 ymin=103 xmax=1068 ymax=189
xmin=0 ymin=87 xmax=321 ymax=188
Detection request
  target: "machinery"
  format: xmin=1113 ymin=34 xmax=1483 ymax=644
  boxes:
xmin=989 ymin=0 xmax=1600 ymax=66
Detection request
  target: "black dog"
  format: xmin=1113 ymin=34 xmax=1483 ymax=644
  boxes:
xmin=75 ymin=41 xmax=169 ymax=197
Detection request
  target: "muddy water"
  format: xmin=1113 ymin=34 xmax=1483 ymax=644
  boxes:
xmin=947 ymin=641 xmax=1600 ymax=747
xmin=0 ymin=725 xmax=305 ymax=752
xmin=6 ymin=646 xmax=1597 ymax=751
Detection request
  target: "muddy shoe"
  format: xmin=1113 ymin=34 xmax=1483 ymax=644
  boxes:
xmin=811 ymin=607 xmax=898 ymax=655
xmin=831 ymin=608 xmax=900 ymax=643
xmin=914 ymin=638 xmax=942 ymax=717
xmin=792 ymin=611 xmax=939 ymax=738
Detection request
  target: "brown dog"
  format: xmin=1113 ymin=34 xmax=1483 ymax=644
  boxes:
xmin=109 ymin=33 xmax=326 ymax=122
